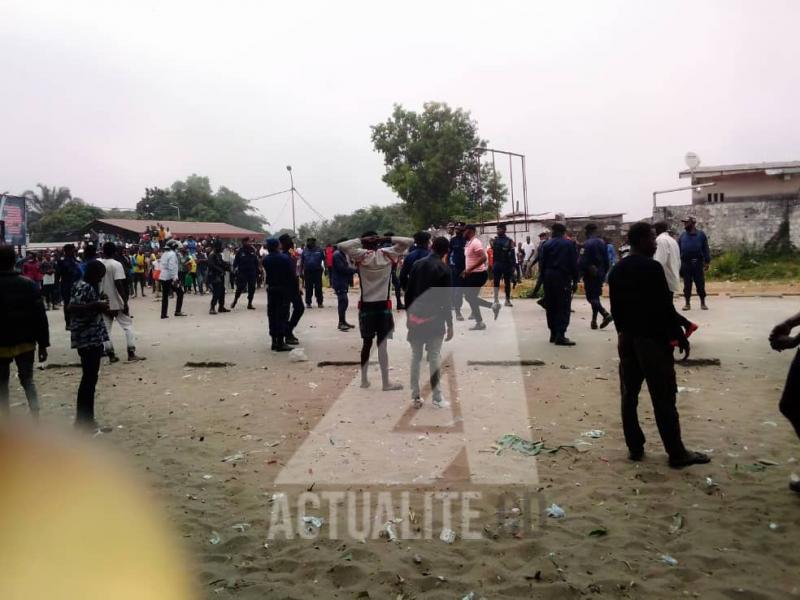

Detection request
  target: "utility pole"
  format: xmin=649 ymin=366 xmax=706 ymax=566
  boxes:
xmin=287 ymin=165 xmax=296 ymax=233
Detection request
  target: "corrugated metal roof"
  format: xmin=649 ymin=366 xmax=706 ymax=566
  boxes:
xmin=90 ymin=219 xmax=265 ymax=238
xmin=679 ymin=161 xmax=800 ymax=178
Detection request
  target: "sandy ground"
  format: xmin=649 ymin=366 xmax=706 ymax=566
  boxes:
xmin=7 ymin=284 xmax=800 ymax=599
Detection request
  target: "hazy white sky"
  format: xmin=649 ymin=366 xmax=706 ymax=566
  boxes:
xmin=2 ymin=0 xmax=798 ymax=230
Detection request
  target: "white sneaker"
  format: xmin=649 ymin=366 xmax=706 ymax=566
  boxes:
xmin=432 ymin=398 xmax=450 ymax=409
xmin=412 ymin=397 xmax=423 ymax=409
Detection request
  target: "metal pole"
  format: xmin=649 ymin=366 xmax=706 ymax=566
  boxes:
xmin=508 ymin=153 xmax=516 ymax=240
xmin=476 ymin=153 xmax=483 ymax=229
xmin=521 ymin=154 xmax=529 ymax=237
xmin=491 ymin=151 xmax=499 ymax=223
xmin=289 ymin=170 xmax=296 ymax=233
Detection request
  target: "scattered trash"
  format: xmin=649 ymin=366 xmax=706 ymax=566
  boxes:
xmin=467 ymin=359 xmax=545 ymax=366
xmin=341 ymin=551 xmax=353 ymax=561
xmin=209 ymin=531 xmax=221 ymax=545
xmin=677 ymin=386 xmax=700 ymax=393
xmin=546 ymin=504 xmax=566 ymax=519
xmin=413 ymin=554 xmax=423 ymax=564
xmin=581 ymin=430 xmax=605 ymax=439
xmin=289 ymin=348 xmax=308 ymax=362
xmin=202 ymin=474 xmax=213 ymax=480
xmin=769 ymin=522 xmax=779 ymax=531
xmin=705 ymin=477 xmax=718 ymax=488
xmin=439 ymin=528 xmax=456 ymax=544
xmin=669 ymin=513 xmax=684 ymax=534
xmin=308 ymin=382 xmax=319 ymax=389
xmin=302 ymin=516 xmax=324 ymax=529
xmin=231 ymin=523 xmax=250 ymax=532
xmin=757 ymin=458 xmax=780 ymax=466
xmin=222 ymin=453 xmax=245 ymax=463
xmin=462 ymin=593 xmax=476 ymax=600
xmin=382 ymin=521 xmax=399 ymax=542
xmin=682 ymin=358 xmax=721 ymax=367
xmin=495 ymin=434 xmax=574 ymax=456
xmin=184 ymin=361 xmax=235 ymax=368
xmin=588 ymin=527 xmax=608 ymax=537
xmin=762 ymin=421 xmax=778 ymax=427
xmin=659 ymin=554 xmax=678 ymax=567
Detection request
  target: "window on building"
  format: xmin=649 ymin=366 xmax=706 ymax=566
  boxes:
xmin=720 ymin=192 xmax=725 ymax=203
xmin=707 ymin=193 xmax=712 ymax=203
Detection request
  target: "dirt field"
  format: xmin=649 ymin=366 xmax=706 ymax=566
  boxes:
xmin=9 ymin=285 xmax=800 ymax=599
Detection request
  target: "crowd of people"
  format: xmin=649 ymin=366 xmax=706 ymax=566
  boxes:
xmin=1 ymin=214 xmax=798 ymax=493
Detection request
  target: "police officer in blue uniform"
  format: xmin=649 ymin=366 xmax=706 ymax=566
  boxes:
xmin=534 ymin=222 xmax=579 ymax=346
xmin=262 ymin=238 xmax=293 ymax=352
xmin=447 ymin=221 xmax=467 ymax=320
xmin=301 ymin=237 xmax=325 ymax=308
xmin=491 ymin=223 xmax=516 ymax=307
xmin=231 ymin=238 xmax=259 ymax=310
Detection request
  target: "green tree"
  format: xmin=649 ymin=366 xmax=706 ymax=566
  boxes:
xmin=371 ymin=102 xmax=487 ymax=229
xmin=30 ymin=200 xmax=104 ymax=242
xmin=22 ymin=184 xmax=79 ymax=229
xmin=297 ymin=204 xmax=415 ymax=244
xmin=135 ymin=175 xmax=268 ymax=232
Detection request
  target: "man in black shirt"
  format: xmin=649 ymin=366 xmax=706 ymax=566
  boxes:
xmin=609 ymin=222 xmax=710 ymax=468
xmin=491 ymin=224 xmax=516 ymax=307
xmin=405 ymin=237 xmax=453 ymax=409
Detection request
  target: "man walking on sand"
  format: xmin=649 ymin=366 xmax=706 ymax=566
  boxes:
xmin=279 ymin=233 xmax=304 ymax=345
xmin=608 ymin=221 xmax=710 ymax=469
xmin=339 ymin=232 xmax=412 ymax=391
xmin=405 ymin=236 xmax=453 ymax=409
xmin=0 ymin=245 xmax=49 ymax=418
xmin=678 ymin=216 xmax=711 ymax=311
xmin=534 ymin=223 xmax=578 ymax=346
xmin=654 ymin=221 xmax=698 ymax=340
xmin=159 ymin=240 xmax=186 ymax=319
xmin=98 ymin=242 xmax=145 ymax=363
xmin=461 ymin=224 xmax=501 ymax=330
xmin=579 ymin=223 xmax=612 ymax=330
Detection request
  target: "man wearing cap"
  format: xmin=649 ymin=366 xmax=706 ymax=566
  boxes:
xmin=491 ymin=224 xmax=517 ymax=307
xmin=678 ymin=216 xmax=710 ymax=311
xmin=447 ymin=222 xmax=467 ymax=320
xmin=301 ymin=237 xmax=325 ymax=309
xmin=279 ymin=234 xmax=304 ymax=345
xmin=461 ymin=224 xmax=501 ymax=330
xmin=158 ymin=240 xmax=186 ymax=319
xmin=263 ymin=238 xmax=294 ymax=351
xmin=534 ymin=222 xmax=579 ymax=345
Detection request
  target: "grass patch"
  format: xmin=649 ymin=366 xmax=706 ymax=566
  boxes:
xmin=707 ymin=249 xmax=800 ymax=282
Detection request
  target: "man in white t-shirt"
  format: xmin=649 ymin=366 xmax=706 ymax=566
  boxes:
xmin=653 ymin=221 xmax=682 ymax=294
xmin=99 ymin=242 xmax=145 ymax=362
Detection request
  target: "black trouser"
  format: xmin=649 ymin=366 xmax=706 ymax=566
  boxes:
xmin=450 ymin=266 xmax=464 ymax=311
xmin=682 ymin=259 xmax=706 ymax=303
xmin=304 ymin=270 xmax=323 ymax=306
xmin=77 ymin=345 xmax=103 ymax=424
xmin=160 ymin=280 xmax=184 ymax=317
xmin=543 ymin=271 xmax=572 ymax=337
xmin=210 ymin=280 xmax=226 ymax=310
xmin=229 ymin=270 xmax=236 ymax=290
xmin=0 ymin=350 xmax=38 ymax=415
xmin=463 ymin=271 xmax=492 ymax=322
xmin=267 ymin=287 xmax=291 ymax=338
xmin=61 ymin=285 xmax=73 ymax=327
xmin=618 ymin=333 xmax=687 ymax=458
xmin=780 ymin=349 xmax=800 ymax=439
xmin=234 ymin=275 xmax=256 ymax=306
xmin=42 ymin=284 xmax=55 ymax=308
xmin=391 ymin=267 xmax=403 ymax=306
xmin=335 ymin=287 xmax=349 ymax=324
xmin=134 ymin=272 xmax=147 ymax=295
xmin=287 ymin=289 xmax=305 ymax=335
xmin=583 ymin=273 xmax=609 ymax=322
xmin=493 ymin=264 xmax=513 ymax=302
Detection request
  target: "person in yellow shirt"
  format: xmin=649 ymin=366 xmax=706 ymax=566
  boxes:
xmin=132 ymin=248 xmax=148 ymax=298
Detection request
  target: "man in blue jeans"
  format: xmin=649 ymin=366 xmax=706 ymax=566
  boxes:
xmin=0 ymin=245 xmax=49 ymax=418
xmin=447 ymin=222 xmax=467 ymax=320
xmin=678 ymin=216 xmax=711 ymax=311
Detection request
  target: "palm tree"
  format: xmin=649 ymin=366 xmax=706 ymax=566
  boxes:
xmin=23 ymin=184 xmax=73 ymax=217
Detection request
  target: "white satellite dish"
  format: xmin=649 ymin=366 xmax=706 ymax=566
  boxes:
xmin=685 ymin=152 xmax=701 ymax=170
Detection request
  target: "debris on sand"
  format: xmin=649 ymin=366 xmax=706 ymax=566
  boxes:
xmin=185 ymin=361 xmax=235 ymax=368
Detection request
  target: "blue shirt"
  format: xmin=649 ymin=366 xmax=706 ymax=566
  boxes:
xmin=678 ymin=230 xmax=711 ymax=263
xmin=606 ymin=243 xmax=617 ymax=269
xmin=331 ymin=249 xmax=356 ymax=290
xmin=580 ymin=236 xmax=610 ymax=277
xmin=233 ymin=248 xmax=259 ymax=278
xmin=301 ymin=247 xmax=325 ymax=273
xmin=538 ymin=236 xmax=579 ymax=282
xmin=399 ymin=245 xmax=431 ymax=289
xmin=262 ymin=252 xmax=294 ymax=289
xmin=448 ymin=235 xmax=466 ymax=270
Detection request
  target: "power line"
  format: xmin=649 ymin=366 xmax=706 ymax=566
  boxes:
xmin=293 ymin=188 xmax=326 ymax=221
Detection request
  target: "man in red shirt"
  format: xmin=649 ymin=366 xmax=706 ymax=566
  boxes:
xmin=461 ymin=224 xmax=501 ymax=330
xmin=21 ymin=253 xmax=43 ymax=289
xmin=324 ymin=243 xmax=334 ymax=285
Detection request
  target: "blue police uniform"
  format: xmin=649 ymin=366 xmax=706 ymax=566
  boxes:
xmin=537 ymin=235 xmax=579 ymax=342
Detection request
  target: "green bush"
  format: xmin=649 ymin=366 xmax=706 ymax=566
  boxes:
xmin=708 ymin=247 xmax=800 ymax=281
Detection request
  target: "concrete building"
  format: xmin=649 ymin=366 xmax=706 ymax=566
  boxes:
xmin=654 ymin=161 xmax=800 ymax=252
xmin=477 ymin=212 xmax=626 ymax=246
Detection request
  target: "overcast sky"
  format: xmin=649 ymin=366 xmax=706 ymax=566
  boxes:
xmin=2 ymin=0 xmax=798 ymax=230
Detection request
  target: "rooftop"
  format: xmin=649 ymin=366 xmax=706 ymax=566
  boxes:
xmin=679 ymin=161 xmax=800 ymax=178
xmin=87 ymin=219 xmax=265 ymax=239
